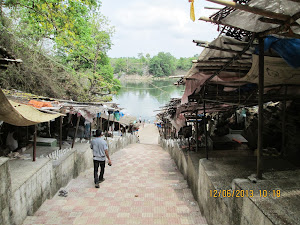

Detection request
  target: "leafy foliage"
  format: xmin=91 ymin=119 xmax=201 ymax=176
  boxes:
xmin=1 ymin=0 xmax=120 ymax=101
xmin=149 ymin=52 xmax=176 ymax=77
xmin=111 ymin=53 xmax=198 ymax=77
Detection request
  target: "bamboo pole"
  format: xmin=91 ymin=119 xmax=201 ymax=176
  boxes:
xmin=33 ymin=124 xmax=37 ymax=162
xmin=257 ymin=37 xmax=264 ymax=179
xmin=204 ymin=7 xmax=222 ymax=10
xmin=206 ymin=0 xmax=289 ymax=21
xmin=199 ymin=16 xmax=242 ymax=30
xmin=197 ymin=44 xmax=252 ymax=56
xmin=72 ymin=115 xmax=81 ymax=149
xmin=259 ymin=12 xmax=300 ymax=38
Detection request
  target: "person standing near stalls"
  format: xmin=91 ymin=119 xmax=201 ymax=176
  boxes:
xmin=90 ymin=130 xmax=112 ymax=188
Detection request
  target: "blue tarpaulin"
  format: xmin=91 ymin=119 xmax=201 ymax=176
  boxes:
xmin=255 ymin=36 xmax=300 ymax=68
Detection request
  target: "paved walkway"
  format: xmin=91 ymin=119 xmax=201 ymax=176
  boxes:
xmin=23 ymin=124 xmax=207 ymax=225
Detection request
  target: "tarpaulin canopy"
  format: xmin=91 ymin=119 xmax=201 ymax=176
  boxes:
xmin=0 ymin=88 xmax=62 ymax=126
xmin=256 ymin=36 xmax=300 ymax=68
xmin=240 ymin=55 xmax=300 ymax=86
xmin=219 ymin=0 xmax=300 ymax=36
xmin=99 ymin=112 xmax=136 ymax=126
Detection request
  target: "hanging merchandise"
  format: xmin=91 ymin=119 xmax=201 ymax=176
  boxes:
xmin=120 ymin=112 xmax=125 ymax=118
xmin=189 ymin=0 xmax=195 ymax=22
xmin=97 ymin=112 xmax=101 ymax=118
xmin=108 ymin=110 xmax=114 ymax=115
xmin=114 ymin=111 xmax=120 ymax=121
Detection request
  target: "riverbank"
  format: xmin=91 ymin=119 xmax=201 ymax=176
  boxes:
xmin=118 ymin=70 xmax=187 ymax=82
xmin=119 ymin=74 xmax=153 ymax=81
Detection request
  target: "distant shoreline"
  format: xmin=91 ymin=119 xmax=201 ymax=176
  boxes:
xmin=118 ymin=74 xmax=184 ymax=82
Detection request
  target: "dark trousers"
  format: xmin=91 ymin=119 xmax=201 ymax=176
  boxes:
xmin=93 ymin=160 xmax=105 ymax=184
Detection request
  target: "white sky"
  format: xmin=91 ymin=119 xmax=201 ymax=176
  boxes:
xmin=101 ymin=0 xmax=220 ymax=58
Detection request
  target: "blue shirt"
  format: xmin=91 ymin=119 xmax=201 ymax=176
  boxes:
xmin=90 ymin=137 xmax=108 ymax=161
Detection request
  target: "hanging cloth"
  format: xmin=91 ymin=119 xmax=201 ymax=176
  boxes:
xmin=114 ymin=111 xmax=120 ymax=121
xmin=189 ymin=0 xmax=195 ymax=22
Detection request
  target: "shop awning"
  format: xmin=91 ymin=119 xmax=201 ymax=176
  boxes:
xmin=0 ymin=89 xmax=62 ymax=126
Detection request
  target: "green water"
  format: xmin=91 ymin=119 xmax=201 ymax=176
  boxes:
xmin=112 ymin=79 xmax=184 ymax=122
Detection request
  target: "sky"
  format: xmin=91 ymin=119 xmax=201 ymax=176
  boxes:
xmin=101 ymin=0 xmax=220 ymax=59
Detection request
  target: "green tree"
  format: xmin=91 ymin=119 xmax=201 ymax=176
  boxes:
xmin=149 ymin=52 xmax=176 ymax=77
xmin=113 ymin=58 xmax=127 ymax=74
xmin=2 ymin=0 xmax=120 ymax=101
xmin=4 ymin=0 xmax=98 ymax=44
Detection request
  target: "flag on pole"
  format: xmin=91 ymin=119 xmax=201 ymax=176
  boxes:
xmin=189 ymin=0 xmax=195 ymax=22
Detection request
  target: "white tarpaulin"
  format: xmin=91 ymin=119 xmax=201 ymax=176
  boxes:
xmin=221 ymin=0 xmax=300 ymax=35
xmin=240 ymin=55 xmax=300 ymax=85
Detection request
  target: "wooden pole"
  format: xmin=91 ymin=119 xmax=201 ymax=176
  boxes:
xmin=164 ymin=122 xmax=167 ymax=139
xmin=96 ymin=116 xmax=99 ymax=129
xmin=89 ymin=121 xmax=92 ymax=140
xmin=282 ymin=85 xmax=287 ymax=156
xmin=59 ymin=116 xmax=63 ymax=150
xmin=26 ymin=126 xmax=29 ymax=146
xmin=33 ymin=124 xmax=37 ymax=162
xmin=204 ymin=100 xmax=208 ymax=159
xmin=100 ymin=117 xmax=103 ymax=130
xmin=196 ymin=112 xmax=199 ymax=152
xmin=257 ymin=37 xmax=264 ymax=179
xmin=112 ymin=112 xmax=115 ymax=138
xmin=72 ymin=115 xmax=81 ymax=149
xmin=106 ymin=114 xmax=110 ymax=140
xmin=206 ymin=0 xmax=289 ymax=21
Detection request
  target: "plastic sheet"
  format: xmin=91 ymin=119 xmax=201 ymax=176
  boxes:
xmin=240 ymin=55 xmax=300 ymax=85
xmin=222 ymin=0 xmax=300 ymax=34
xmin=258 ymin=36 xmax=300 ymax=68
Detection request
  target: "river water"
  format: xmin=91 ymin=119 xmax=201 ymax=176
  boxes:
xmin=112 ymin=79 xmax=184 ymax=122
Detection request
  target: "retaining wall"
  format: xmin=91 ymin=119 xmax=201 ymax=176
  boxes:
xmin=160 ymin=138 xmax=273 ymax=225
xmin=0 ymin=158 xmax=11 ymax=225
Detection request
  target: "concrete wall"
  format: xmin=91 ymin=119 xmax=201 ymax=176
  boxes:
xmin=0 ymin=158 xmax=11 ymax=225
xmin=2 ymin=134 xmax=138 ymax=225
xmin=160 ymin=139 xmax=188 ymax=179
xmin=197 ymin=159 xmax=232 ymax=225
xmin=10 ymin=160 xmax=53 ymax=225
xmin=160 ymin=138 xmax=273 ymax=225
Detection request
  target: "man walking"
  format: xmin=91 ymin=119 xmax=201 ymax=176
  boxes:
xmin=90 ymin=130 xmax=112 ymax=188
